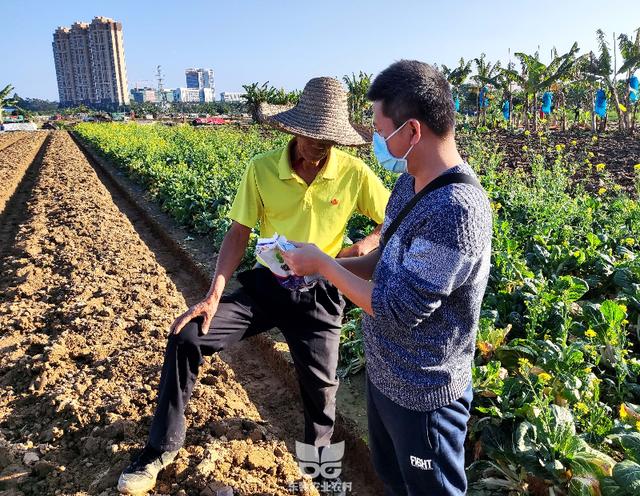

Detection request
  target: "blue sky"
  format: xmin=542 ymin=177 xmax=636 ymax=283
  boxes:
xmin=3 ymin=0 xmax=640 ymax=101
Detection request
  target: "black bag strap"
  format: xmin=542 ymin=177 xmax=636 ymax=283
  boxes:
xmin=381 ymin=172 xmax=483 ymax=247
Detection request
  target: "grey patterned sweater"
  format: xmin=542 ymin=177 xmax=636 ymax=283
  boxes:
xmin=363 ymin=163 xmax=492 ymax=411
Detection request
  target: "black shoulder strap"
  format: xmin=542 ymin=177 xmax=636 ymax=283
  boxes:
xmin=381 ymin=172 xmax=483 ymax=247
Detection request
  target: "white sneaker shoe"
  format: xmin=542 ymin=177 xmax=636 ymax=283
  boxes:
xmin=117 ymin=445 xmax=178 ymax=494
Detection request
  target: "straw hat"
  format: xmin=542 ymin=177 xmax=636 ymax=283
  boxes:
xmin=257 ymin=77 xmax=370 ymax=146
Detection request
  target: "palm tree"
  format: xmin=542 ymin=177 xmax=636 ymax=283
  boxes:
xmin=618 ymin=28 xmax=640 ymax=132
xmin=501 ymin=43 xmax=579 ymax=131
xmin=0 ymin=84 xmax=18 ymax=124
xmin=473 ymin=54 xmax=501 ymax=126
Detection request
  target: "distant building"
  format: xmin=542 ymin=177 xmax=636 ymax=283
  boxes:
xmin=157 ymin=88 xmax=176 ymax=103
xmin=185 ymin=68 xmax=214 ymax=94
xmin=130 ymin=87 xmax=157 ymax=104
xmin=220 ymin=92 xmax=246 ymax=103
xmin=174 ymin=87 xmax=215 ymax=103
xmin=52 ymin=16 xmax=130 ymax=107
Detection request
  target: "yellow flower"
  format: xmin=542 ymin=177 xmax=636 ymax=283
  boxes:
xmin=624 ymin=238 xmax=635 ymax=246
xmin=592 ymin=135 xmax=598 ymax=143
xmin=583 ymin=367 xmax=592 ymax=374
xmin=538 ymin=372 xmax=552 ymax=384
xmin=522 ymin=145 xmax=528 ymax=152
xmin=524 ymin=130 xmax=531 ymax=136
xmin=620 ymin=304 xmax=627 ymax=313
xmin=537 ymin=131 xmax=544 ymax=137
xmin=575 ymin=402 xmax=589 ymax=414
xmin=620 ymin=404 xmax=628 ymax=419
xmin=598 ymin=187 xmax=607 ymax=195
xmin=518 ymin=357 xmax=533 ymax=373
xmin=619 ymin=103 xmax=627 ymax=112
xmin=595 ymin=163 xmax=606 ymax=171
xmin=634 ymin=164 xmax=640 ymax=172
xmin=585 ymin=329 xmax=597 ymax=338
xmin=588 ymin=151 xmax=595 ymax=158
xmin=571 ymin=140 xmax=577 ymax=146
xmin=541 ymin=137 xmax=548 ymax=143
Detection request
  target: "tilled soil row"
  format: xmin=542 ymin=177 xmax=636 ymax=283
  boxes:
xmin=0 ymin=131 xmax=311 ymax=496
xmin=0 ymin=132 xmax=30 ymax=152
xmin=0 ymin=132 xmax=49 ymax=213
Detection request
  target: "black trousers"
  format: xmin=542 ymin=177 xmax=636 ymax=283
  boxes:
xmin=366 ymin=374 xmax=473 ymax=496
xmin=147 ymin=267 xmax=346 ymax=452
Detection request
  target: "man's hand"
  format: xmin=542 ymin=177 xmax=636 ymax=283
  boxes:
xmin=281 ymin=242 xmax=332 ymax=276
xmin=337 ymin=243 xmax=365 ymax=258
xmin=169 ymin=297 xmax=218 ymax=335
xmin=337 ymin=225 xmax=383 ymax=258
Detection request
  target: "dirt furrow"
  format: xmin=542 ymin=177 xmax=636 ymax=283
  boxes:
xmin=0 ymin=132 xmax=49 ymax=214
xmin=0 ymin=132 xmax=30 ymax=152
xmin=0 ymin=131 xmax=311 ymax=496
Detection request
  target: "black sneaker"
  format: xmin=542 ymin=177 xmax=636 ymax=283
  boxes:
xmin=117 ymin=444 xmax=178 ymax=494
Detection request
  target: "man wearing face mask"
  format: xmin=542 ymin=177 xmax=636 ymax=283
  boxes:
xmin=118 ymin=77 xmax=390 ymax=495
xmin=282 ymin=61 xmax=493 ymax=495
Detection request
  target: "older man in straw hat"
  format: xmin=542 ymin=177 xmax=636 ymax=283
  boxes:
xmin=118 ymin=77 xmax=390 ymax=495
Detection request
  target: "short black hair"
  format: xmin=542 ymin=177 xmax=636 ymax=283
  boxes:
xmin=367 ymin=60 xmax=455 ymax=137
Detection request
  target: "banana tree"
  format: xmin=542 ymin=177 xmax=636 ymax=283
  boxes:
xmin=618 ymin=29 xmax=640 ymax=132
xmin=0 ymin=84 xmax=18 ymax=124
xmin=473 ymin=54 xmax=501 ymax=126
xmin=241 ymin=81 xmax=300 ymax=122
xmin=343 ymin=71 xmax=372 ymax=124
xmin=442 ymin=58 xmax=473 ymax=114
xmin=583 ymin=30 xmax=627 ymax=132
xmin=477 ymin=60 xmax=518 ymax=130
xmin=501 ymin=43 xmax=579 ymax=131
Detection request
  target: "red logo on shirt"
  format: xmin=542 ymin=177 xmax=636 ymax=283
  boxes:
xmin=331 ymin=198 xmax=339 ymax=205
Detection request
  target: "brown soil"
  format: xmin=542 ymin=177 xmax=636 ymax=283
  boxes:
xmin=457 ymin=128 xmax=640 ymax=194
xmin=0 ymin=132 xmax=322 ymax=496
xmin=0 ymin=132 xmax=48 ymax=213
xmin=0 ymin=132 xmax=31 ymax=152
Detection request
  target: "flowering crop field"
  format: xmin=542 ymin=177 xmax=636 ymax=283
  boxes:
xmin=75 ymin=122 xmax=640 ymax=495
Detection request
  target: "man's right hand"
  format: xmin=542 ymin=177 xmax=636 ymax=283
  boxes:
xmin=169 ymin=298 xmax=218 ymax=336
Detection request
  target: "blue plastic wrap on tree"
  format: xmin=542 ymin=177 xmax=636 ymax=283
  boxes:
xmin=478 ymin=86 xmax=489 ymax=109
xmin=594 ymin=89 xmax=608 ymax=118
xmin=454 ymin=95 xmax=460 ymax=112
xmin=502 ymin=100 xmax=510 ymax=120
xmin=630 ymin=75 xmax=639 ymax=104
xmin=541 ymin=91 xmax=553 ymax=114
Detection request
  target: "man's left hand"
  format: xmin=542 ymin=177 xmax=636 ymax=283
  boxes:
xmin=281 ymin=242 xmax=330 ymax=276
xmin=337 ymin=244 xmax=364 ymax=258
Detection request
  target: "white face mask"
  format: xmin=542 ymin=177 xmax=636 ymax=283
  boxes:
xmin=372 ymin=120 xmax=415 ymax=173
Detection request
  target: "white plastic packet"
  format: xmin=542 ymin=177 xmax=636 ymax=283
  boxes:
xmin=255 ymin=233 xmax=321 ymax=291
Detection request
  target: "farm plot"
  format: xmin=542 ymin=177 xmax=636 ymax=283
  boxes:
xmin=0 ymin=131 xmax=315 ymax=496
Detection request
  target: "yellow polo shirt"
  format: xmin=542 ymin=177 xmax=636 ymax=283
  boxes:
xmin=228 ymin=139 xmax=390 ymax=257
